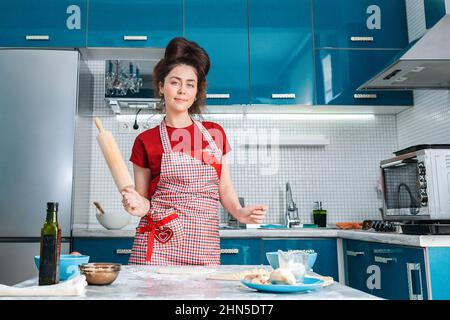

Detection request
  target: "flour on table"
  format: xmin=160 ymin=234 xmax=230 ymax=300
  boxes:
xmin=154 ymin=266 xmax=217 ymax=275
xmin=206 ymin=268 xmax=271 ymax=281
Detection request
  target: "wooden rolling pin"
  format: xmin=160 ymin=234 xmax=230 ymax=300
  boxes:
xmin=94 ymin=118 xmax=134 ymax=192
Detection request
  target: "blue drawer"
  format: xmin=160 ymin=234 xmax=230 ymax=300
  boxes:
xmin=220 ymin=238 xmax=262 ymax=265
xmin=72 ymin=237 xmax=134 ymax=265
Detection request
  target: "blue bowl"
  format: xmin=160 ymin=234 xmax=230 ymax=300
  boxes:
xmin=266 ymin=251 xmax=317 ymax=270
xmin=34 ymin=254 xmax=90 ymax=280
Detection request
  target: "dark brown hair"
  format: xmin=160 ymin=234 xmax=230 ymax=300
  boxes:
xmin=153 ymin=37 xmax=210 ymax=114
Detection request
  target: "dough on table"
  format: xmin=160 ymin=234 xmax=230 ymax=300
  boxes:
xmin=206 ymin=268 xmax=271 ymax=281
xmin=269 ymin=268 xmax=296 ymax=285
xmin=308 ymin=275 xmax=334 ymax=287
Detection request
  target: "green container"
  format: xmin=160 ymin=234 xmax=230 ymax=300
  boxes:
xmin=312 ymin=201 xmax=327 ymax=227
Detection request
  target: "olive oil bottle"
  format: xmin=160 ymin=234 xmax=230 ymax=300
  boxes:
xmin=39 ymin=202 xmax=61 ymax=285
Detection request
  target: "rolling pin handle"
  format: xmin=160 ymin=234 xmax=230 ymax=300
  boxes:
xmin=94 ymin=117 xmax=104 ymax=133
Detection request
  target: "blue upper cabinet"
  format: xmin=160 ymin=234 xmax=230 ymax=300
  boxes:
xmin=87 ymin=0 xmax=182 ymax=48
xmin=249 ymin=0 xmax=314 ymax=105
xmin=185 ymin=0 xmax=250 ymax=105
xmin=315 ymin=49 xmax=413 ymax=106
xmin=424 ymin=0 xmax=447 ymax=30
xmin=313 ymin=0 xmax=409 ymax=49
xmin=0 ymin=0 xmax=87 ymax=47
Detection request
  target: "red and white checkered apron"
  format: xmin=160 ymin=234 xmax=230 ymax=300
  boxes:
xmin=128 ymin=119 xmax=222 ymax=265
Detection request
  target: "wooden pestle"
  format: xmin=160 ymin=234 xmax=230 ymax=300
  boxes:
xmin=93 ymin=202 xmax=106 ymax=214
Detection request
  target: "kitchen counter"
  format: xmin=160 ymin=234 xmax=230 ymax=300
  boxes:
xmin=72 ymin=227 xmax=450 ymax=248
xmin=7 ymin=265 xmax=380 ymax=300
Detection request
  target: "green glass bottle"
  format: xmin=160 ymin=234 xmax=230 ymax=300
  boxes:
xmin=39 ymin=202 xmax=61 ymax=285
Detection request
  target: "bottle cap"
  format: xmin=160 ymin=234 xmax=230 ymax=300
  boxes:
xmin=47 ymin=202 xmax=59 ymax=212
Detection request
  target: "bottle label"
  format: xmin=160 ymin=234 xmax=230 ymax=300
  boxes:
xmin=39 ymin=235 xmax=59 ymax=285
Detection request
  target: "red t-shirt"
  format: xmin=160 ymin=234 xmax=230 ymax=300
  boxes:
xmin=130 ymin=121 xmax=231 ymax=199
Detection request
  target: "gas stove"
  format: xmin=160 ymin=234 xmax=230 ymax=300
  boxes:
xmin=362 ymin=220 xmax=399 ymax=232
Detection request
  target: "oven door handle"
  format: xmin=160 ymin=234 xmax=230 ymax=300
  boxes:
xmin=381 ymin=159 xmax=417 ymax=168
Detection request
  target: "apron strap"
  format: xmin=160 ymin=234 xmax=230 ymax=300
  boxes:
xmin=159 ymin=117 xmax=223 ymax=159
xmin=159 ymin=119 xmax=172 ymax=153
xmin=192 ymin=119 xmax=222 ymax=160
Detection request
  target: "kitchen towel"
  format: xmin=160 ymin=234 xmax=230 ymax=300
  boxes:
xmin=0 ymin=275 xmax=87 ymax=297
xmin=336 ymin=222 xmax=363 ymax=230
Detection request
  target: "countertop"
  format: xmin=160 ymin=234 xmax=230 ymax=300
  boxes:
xmin=8 ymin=265 xmax=380 ymax=300
xmin=72 ymin=227 xmax=450 ymax=247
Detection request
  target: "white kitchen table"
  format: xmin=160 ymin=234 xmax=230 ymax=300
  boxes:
xmin=4 ymin=265 xmax=380 ymax=300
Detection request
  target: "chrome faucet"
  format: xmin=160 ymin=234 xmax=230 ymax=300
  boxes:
xmin=285 ymin=182 xmax=300 ymax=228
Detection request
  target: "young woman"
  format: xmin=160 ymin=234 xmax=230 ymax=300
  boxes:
xmin=121 ymin=37 xmax=268 ymax=265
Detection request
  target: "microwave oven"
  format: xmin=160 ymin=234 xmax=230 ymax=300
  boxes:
xmin=380 ymin=148 xmax=450 ymax=221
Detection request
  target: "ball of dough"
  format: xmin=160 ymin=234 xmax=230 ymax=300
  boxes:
xmin=269 ymin=268 xmax=296 ymax=285
xmin=244 ymin=273 xmax=270 ymax=284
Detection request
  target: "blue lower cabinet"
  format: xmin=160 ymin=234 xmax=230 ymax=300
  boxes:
xmin=72 ymin=238 xmax=134 ymax=265
xmin=262 ymin=238 xmax=338 ymax=281
xmin=343 ymin=240 xmax=373 ymax=295
xmin=427 ymin=247 xmax=450 ymax=300
xmin=220 ymin=239 xmax=262 ymax=265
xmin=314 ymin=49 xmax=413 ymax=106
xmin=368 ymin=242 xmax=428 ymax=300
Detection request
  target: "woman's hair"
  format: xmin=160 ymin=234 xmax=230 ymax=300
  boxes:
xmin=153 ymin=37 xmax=210 ymax=114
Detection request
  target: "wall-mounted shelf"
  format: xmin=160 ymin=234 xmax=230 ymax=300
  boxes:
xmin=238 ymin=134 xmax=329 ymax=147
xmin=106 ymin=98 xmax=160 ymax=114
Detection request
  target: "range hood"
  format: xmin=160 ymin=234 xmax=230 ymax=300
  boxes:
xmin=359 ymin=14 xmax=450 ymax=90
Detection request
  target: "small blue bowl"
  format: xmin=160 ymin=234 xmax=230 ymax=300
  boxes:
xmin=266 ymin=251 xmax=317 ymax=270
xmin=34 ymin=254 xmax=90 ymax=280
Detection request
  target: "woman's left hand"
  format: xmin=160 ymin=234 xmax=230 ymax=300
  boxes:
xmin=236 ymin=205 xmax=268 ymax=224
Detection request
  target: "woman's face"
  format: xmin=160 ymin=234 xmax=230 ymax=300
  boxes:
xmin=159 ymin=64 xmax=198 ymax=114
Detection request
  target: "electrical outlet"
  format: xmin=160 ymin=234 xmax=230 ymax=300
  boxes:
xmin=141 ymin=121 xmax=151 ymax=130
xmin=118 ymin=120 xmax=131 ymax=133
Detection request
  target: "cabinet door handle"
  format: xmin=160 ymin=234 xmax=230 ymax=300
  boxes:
xmin=374 ymin=256 xmax=396 ymax=264
xmin=207 ymin=94 xmax=230 ymax=99
xmin=116 ymin=249 xmax=132 ymax=255
xmin=25 ymin=35 xmax=50 ymax=41
xmin=123 ymin=35 xmax=148 ymax=41
xmin=220 ymin=248 xmax=239 ymax=254
xmin=350 ymin=36 xmax=374 ymax=42
xmin=353 ymin=93 xmax=377 ymax=99
xmin=407 ymin=263 xmax=424 ymax=300
xmin=346 ymin=250 xmax=365 ymax=257
xmin=272 ymin=93 xmax=296 ymax=99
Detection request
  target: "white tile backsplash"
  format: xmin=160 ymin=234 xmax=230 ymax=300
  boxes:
xmin=397 ymin=90 xmax=450 ymax=150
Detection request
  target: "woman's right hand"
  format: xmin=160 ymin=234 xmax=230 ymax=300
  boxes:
xmin=121 ymin=187 xmax=149 ymax=217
